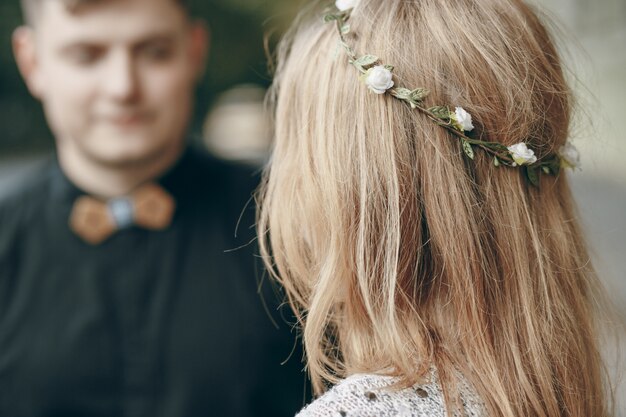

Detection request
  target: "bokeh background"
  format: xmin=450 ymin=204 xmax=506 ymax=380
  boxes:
xmin=0 ymin=0 xmax=302 ymax=156
xmin=0 ymin=0 xmax=624 ymax=413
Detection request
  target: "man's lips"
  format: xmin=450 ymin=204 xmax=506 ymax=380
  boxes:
xmin=102 ymin=112 xmax=152 ymax=126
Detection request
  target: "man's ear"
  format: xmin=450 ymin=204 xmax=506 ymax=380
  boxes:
xmin=12 ymin=26 xmax=43 ymax=99
xmin=188 ymin=21 xmax=210 ymax=82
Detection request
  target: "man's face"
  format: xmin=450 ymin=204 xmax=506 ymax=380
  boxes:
xmin=16 ymin=0 xmax=206 ymax=167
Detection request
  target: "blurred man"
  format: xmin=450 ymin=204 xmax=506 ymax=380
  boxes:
xmin=0 ymin=0 xmax=306 ymax=415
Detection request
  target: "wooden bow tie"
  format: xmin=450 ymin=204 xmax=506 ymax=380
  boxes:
xmin=69 ymin=183 xmax=176 ymax=245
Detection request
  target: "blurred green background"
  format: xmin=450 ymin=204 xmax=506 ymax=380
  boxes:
xmin=0 ymin=0 xmax=301 ymax=156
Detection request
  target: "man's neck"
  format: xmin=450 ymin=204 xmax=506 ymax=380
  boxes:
xmin=57 ymin=144 xmax=185 ymax=199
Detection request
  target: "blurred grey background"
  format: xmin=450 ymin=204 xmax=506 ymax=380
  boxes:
xmin=0 ymin=0 xmax=624 ymax=414
xmin=532 ymin=1 xmax=626 ymax=411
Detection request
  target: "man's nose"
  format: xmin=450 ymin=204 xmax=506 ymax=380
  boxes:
xmin=103 ymin=51 xmax=140 ymax=102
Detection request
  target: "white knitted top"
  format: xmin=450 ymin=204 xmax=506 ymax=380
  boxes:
xmin=296 ymin=371 xmax=486 ymax=417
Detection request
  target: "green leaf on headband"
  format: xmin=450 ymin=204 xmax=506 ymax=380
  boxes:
xmin=392 ymin=88 xmax=412 ymax=100
xmin=494 ymin=157 xmax=501 ymax=167
xmin=410 ymin=88 xmax=429 ymax=102
xmin=542 ymin=166 xmax=550 ymax=175
xmin=548 ymin=158 xmax=561 ymax=176
xmin=341 ymin=24 xmax=351 ymax=34
xmin=354 ymin=55 xmax=379 ymax=67
xmin=323 ymin=13 xmax=342 ymax=23
xmin=429 ymin=106 xmax=451 ymax=120
xmin=384 ymin=64 xmax=395 ymax=71
xmin=462 ymin=140 xmax=475 ymax=160
xmin=525 ymin=166 xmax=540 ymax=187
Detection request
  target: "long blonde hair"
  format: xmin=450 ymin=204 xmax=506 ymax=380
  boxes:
xmin=258 ymin=0 xmax=612 ymax=416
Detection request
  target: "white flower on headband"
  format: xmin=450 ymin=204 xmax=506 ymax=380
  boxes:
xmin=454 ymin=107 xmax=474 ymax=132
xmin=364 ymin=65 xmax=394 ymax=94
xmin=336 ymin=0 xmax=359 ymax=11
xmin=558 ymin=142 xmax=581 ymax=169
xmin=508 ymin=143 xmax=537 ymax=166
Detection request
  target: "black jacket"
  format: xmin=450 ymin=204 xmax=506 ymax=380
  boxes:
xmin=0 ymin=146 xmax=307 ymax=417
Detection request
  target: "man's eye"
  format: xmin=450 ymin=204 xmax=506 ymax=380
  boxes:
xmin=141 ymin=44 xmax=174 ymax=61
xmin=66 ymin=48 xmax=102 ymax=65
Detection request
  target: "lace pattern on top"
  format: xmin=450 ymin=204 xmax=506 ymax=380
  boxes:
xmin=296 ymin=371 xmax=486 ymax=417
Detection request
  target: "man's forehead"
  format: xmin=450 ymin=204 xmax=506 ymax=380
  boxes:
xmin=23 ymin=0 xmax=188 ymax=26
xmin=36 ymin=0 xmax=189 ymax=43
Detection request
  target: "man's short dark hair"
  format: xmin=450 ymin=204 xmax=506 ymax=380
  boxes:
xmin=20 ymin=0 xmax=189 ymax=26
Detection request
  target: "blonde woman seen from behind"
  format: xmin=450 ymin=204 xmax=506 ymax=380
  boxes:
xmin=258 ymin=0 xmax=613 ymax=416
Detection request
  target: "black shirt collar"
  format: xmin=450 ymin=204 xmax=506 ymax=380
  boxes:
xmin=48 ymin=146 xmax=199 ymax=206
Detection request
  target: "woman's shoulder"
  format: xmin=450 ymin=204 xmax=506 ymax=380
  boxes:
xmin=296 ymin=371 xmax=485 ymax=417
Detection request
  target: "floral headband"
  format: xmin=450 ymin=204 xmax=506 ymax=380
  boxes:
xmin=326 ymin=0 xmax=581 ymax=186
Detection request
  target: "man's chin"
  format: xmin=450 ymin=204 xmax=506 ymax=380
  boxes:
xmin=89 ymin=143 xmax=176 ymax=168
